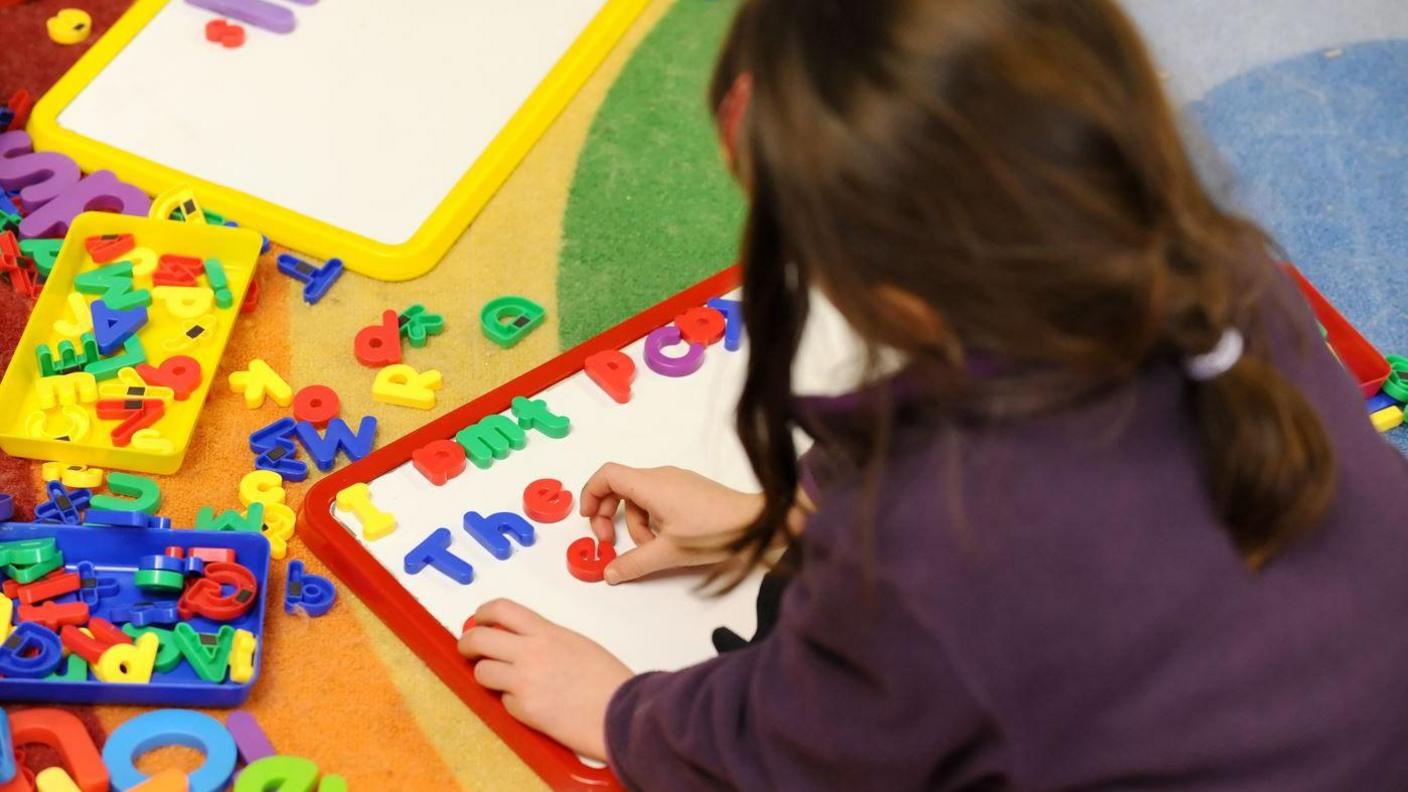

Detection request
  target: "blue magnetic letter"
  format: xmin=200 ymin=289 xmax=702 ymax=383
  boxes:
xmin=404 ymin=528 xmax=475 ymax=584
xmin=706 ymin=298 xmax=744 ymax=351
xmin=463 ymin=511 xmax=536 ymax=560
xmin=294 ymin=416 xmax=377 ymax=472
xmin=0 ymin=623 xmax=62 ymax=679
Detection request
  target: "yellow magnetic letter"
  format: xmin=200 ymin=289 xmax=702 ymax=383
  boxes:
xmin=36 ymin=373 xmax=97 ymax=409
xmin=240 ymin=470 xmax=287 ymax=507
xmin=130 ymin=429 xmax=175 ymax=454
xmin=40 ymin=462 xmax=105 ymax=490
xmin=94 ymin=632 xmax=159 ymax=684
xmin=127 ymin=248 xmax=158 ymax=285
xmin=372 ymin=364 xmax=443 ymax=410
xmin=261 ymin=502 xmax=296 ymax=560
xmin=150 ymin=186 xmax=204 ymax=224
xmin=51 ymin=293 xmax=93 ymax=339
xmin=0 ymin=598 xmax=12 ymax=643
xmin=35 ymin=767 xmax=81 ymax=792
xmin=228 ymin=359 xmax=293 ymax=409
xmin=99 ymin=367 xmax=174 ymax=403
xmin=230 ymin=629 xmax=257 ymax=684
xmin=335 ymin=483 xmax=396 ymax=541
xmin=26 ymin=406 xmax=90 ymax=442
xmin=152 ymin=285 xmax=215 ymax=319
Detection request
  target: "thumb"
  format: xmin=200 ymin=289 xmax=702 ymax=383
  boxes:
xmin=604 ymin=538 xmax=677 ymax=585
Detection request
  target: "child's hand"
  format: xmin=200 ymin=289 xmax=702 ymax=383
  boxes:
xmin=579 ymin=463 xmax=764 ymax=584
xmin=459 ymin=599 xmax=633 ymax=762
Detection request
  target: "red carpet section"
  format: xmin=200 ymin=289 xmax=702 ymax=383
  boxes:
xmin=0 ymin=0 xmax=135 ymax=98
xmin=0 ymin=282 xmax=36 ymax=519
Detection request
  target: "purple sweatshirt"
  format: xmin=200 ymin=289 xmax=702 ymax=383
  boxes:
xmin=605 ymin=281 xmax=1408 ymax=791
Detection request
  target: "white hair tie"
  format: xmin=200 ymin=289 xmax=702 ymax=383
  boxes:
xmin=1185 ymin=328 xmax=1245 ymax=381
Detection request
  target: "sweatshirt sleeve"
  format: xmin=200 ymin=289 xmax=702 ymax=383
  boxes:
xmin=604 ymin=531 xmax=998 ymax=791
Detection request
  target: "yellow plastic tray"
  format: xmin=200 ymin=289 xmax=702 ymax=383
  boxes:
xmin=28 ymin=0 xmax=652 ymax=282
xmin=0 ymin=212 xmax=260 ymax=474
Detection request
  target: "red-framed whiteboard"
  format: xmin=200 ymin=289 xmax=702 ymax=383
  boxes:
xmin=297 ymin=267 xmax=746 ymax=791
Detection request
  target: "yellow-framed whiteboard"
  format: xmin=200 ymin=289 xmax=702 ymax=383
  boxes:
xmin=29 ymin=0 xmax=652 ymax=281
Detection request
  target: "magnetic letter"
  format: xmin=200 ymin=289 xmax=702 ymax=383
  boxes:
xmin=644 ymin=326 xmax=705 ymax=378
xmin=706 ymin=297 xmax=745 ymax=351
xmin=454 ymin=415 xmax=526 ymax=470
xmin=584 ymin=350 xmax=635 ymax=404
xmin=463 ymin=511 xmax=535 ymax=560
xmin=411 ymin=439 xmax=467 ymax=486
xmin=510 ymin=396 xmax=570 ymax=439
xmin=404 ymin=528 xmax=474 ymax=584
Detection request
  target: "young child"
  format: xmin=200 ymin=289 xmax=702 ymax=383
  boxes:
xmin=460 ymin=0 xmax=1408 ymax=788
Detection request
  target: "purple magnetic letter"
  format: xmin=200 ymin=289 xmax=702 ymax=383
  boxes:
xmin=644 ymin=326 xmax=706 ymax=377
xmin=185 ymin=0 xmax=297 ymax=33
xmin=19 ymin=170 xmax=152 ymax=239
xmin=0 ymin=131 xmax=81 ymax=210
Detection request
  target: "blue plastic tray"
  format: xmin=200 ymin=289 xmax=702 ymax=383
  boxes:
xmin=0 ymin=523 xmax=271 ymax=707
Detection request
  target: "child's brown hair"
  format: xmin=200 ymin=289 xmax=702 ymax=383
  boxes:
xmin=713 ymin=0 xmax=1335 ymax=579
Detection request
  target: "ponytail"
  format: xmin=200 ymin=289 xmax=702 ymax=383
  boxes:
xmin=1154 ymin=200 xmax=1336 ymax=569
xmin=1163 ymin=263 xmax=1337 ymax=569
xmin=1186 ymin=349 xmax=1336 ymax=569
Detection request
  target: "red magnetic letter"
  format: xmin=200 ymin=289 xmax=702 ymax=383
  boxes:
xmin=178 ymin=562 xmax=258 ymax=622
xmin=4 ymin=708 xmax=108 ymax=792
xmin=135 ymin=356 xmax=202 ymax=400
xmin=20 ymin=601 xmax=89 ymax=632
xmin=523 ymin=479 xmax=572 ymax=523
xmin=674 ymin=306 xmax=726 ymax=346
xmin=412 ymin=439 xmax=467 ymax=486
xmin=566 ymin=537 xmax=616 ymax=583
xmin=584 ymin=350 xmax=635 ymax=404
xmin=354 ymin=310 xmax=401 ymax=367
xmin=292 ymin=384 xmax=341 ymax=428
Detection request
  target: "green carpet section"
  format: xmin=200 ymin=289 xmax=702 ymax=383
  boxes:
xmin=558 ymin=0 xmax=746 ymax=348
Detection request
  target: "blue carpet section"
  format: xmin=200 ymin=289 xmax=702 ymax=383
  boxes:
xmin=1190 ymin=40 xmax=1408 ymax=452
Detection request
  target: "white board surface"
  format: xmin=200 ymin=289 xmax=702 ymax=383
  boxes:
xmin=331 ymin=292 xmax=869 ymax=675
xmin=57 ymin=0 xmax=608 ymax=245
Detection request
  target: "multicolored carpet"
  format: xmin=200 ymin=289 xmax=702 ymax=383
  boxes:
xmin=0 ymin=0 xmax=742 ymax=788
xmin=0 ymin=0 xmax=1403 ymax=788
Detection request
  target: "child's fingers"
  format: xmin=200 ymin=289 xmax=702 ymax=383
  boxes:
xmin=476 ymin=598 xmax=548 ymax=635
xmin=472 ymin=659 xmax=517 ymax=692
xmin=501 ymin=692 xmax=530 ymax=725
xmin=579 ymin=463 xmax=623 ymax=513
xmin=581 ymin=465 xmax=626 ymax=543
xmin=581 ymin=464 xmax=648 ymax=518
xmin=458 ymin=625 xmax=523 ymax=661
xmin=604 ymin=537 xmax=675 ymax=585
xmin=589 ymin=496 xmax=620 ymax=544
xmin=623 ymin=499 xmax=654 ymax=547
